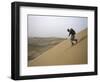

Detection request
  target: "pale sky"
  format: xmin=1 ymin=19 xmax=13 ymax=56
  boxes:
xmin=28 ymin=15 xmax=87 ymax=38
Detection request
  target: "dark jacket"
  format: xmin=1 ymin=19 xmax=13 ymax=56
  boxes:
xmin=69 ymin=28 xmax=76 ymax=36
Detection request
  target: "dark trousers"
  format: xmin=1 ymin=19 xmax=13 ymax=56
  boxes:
xmin=71 ymin=35 xmax=77 ymax=45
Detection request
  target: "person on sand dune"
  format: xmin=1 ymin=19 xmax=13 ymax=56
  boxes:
xmin=67 ymin=28 xmax=78 ymax=45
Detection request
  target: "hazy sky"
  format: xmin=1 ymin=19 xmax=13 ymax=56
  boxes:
xmin=28 ymin=15 xmax=87 ymax=38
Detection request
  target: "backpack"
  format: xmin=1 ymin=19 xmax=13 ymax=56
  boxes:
xmin=71 ymin=29 xmax=76 ymax=35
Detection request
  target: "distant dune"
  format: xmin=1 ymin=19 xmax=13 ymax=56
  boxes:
xmin=28 ymin=29 xmax=87 ymax=66
xmin=28 ymin=37 xmax=65 ymax=61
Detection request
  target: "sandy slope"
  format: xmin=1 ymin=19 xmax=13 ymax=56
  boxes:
xmin=28 ymin=29 xmax=87 ymax=66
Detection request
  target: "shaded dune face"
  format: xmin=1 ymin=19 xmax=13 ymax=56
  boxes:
xmin=28 ymin=38 xmax=65 ymax=61
xmin=28 ymin=29 xmax=87 ymax=66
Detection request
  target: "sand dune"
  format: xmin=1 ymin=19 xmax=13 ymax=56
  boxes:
xmin=28 ymin=38 xmax=65 ymax=60
xmin=28 ymin=29 xmax=87 ymax=66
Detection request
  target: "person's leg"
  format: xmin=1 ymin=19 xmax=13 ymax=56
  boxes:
xmin=74 ymin=39 xmax=77 ymax=43
xmin=71 ymin=35 xmax=74 ymax=45
xmin=71 ymin=40 xmax=74 ymax=45
xmin=73 ymin=35 xmax=77 ymax=43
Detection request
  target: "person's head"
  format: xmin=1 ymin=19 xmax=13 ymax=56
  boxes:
xmin=67 ymin=29 xmax=70 ymax=32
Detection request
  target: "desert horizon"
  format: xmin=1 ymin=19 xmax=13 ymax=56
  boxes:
xmin=28 ymin=37 xmax=65 ymax=60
